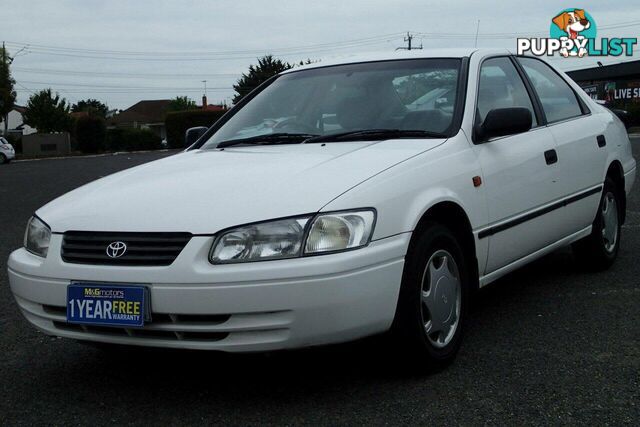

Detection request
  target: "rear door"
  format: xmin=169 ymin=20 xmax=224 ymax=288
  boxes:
xmin=517 ymin=57 xmax=605 ymax=232
xmin=472 ymin=56 xmax=565 ymax=273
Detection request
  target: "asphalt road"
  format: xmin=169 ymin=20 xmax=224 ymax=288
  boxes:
xmin=1 ymin=143 xmax=639 ymax=426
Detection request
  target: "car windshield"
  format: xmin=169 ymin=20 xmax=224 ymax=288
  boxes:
xmin=201 ymin=58 xmax=461 ymax=148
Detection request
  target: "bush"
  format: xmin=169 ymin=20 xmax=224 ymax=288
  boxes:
xmin=75 ymin=116 xmax=106 ymax=153
xmin=106 ymin=128 xmax=162 ymax=152
xmin=165 ymin=109 xmax=226 ymax=149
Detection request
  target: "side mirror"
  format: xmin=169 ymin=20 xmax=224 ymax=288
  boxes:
xmin=185 ymin=126 xmax=208 ymax=147
xmin=475 ymin=107 xmax=532 ymax=142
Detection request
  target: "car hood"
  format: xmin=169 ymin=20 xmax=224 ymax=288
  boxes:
xmin=38 ymin=139 xmax=445 ymax=234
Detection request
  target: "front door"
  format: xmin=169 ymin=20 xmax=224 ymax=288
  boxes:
xmin=472 ymin=57 xmax=565 ymax=273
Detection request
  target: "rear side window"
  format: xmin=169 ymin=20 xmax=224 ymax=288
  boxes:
xmin=517 ymin=57 xmax=583 ymax=123
xmin=476 ymin=57 xmax=537 ymax=127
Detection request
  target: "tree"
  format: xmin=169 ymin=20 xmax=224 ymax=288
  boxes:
xmin=168 ymin=96 xmax=197 ymax=112
xmin=23 ymin=89 xmax=72 ymax=133
xmin=75 ymin=115 xmax=106 ymax=153
xmin=297 ymin=59 xmax=317 ymax=66
xmin=72 ymin=99 xmax=109 ymax=118
xmin=232 ymin=55 xmax=292 ymax=104
xmin=0 ymin=46 xmax=17 ymax=136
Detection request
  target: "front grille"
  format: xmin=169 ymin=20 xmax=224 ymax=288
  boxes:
xmin=61 ymin=231 xmax=192 ymax=266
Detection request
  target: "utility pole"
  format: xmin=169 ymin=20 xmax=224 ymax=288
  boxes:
xmin=396 ymin=32 xmax=423 ymax=51
xmin=474 ymin=20 xmax=481 ymax=48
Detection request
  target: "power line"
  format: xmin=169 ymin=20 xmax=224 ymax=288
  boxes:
xmin=6 ymin=19 xmax=639 ymax=62
xmin=14 ymin=89 xmax=230 ymax=94
xmin=413 ymin=20 xmax=640 ymax=40
xmin=17 ymin=80 xmax=232 ymax=90
xmin=4 ymin=33 xmax=406 ymax=61
xmin=12 ymin=66 xmax=240 ymax=79
xmin=4 ymin=33 xmax=405 ymax=56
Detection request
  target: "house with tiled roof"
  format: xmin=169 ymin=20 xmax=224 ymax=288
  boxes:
xmin=107 ymin=99 xmax=171 ymax=140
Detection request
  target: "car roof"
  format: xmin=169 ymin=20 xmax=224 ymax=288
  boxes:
xmin=280 ymin=48 xmax=512 ymax=73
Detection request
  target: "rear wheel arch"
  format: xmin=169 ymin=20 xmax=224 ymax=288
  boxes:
xmin=606 ymin=160 xmax=625 ymax=223
xmin=411 ymin=201 xmax=479 ymax=288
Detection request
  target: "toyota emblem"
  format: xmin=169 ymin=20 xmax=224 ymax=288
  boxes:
xmin=106 ymin=241 xmax=127 ymax=258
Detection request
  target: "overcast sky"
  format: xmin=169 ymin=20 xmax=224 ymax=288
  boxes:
xmin=3 ymin=0 xmax=639 ymax=109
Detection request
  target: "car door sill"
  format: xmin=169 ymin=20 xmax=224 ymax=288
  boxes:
xmin=479 ymin=226 xmax=592 ymax=288
xmin=477 ymin=185 xmax=602 ymax=239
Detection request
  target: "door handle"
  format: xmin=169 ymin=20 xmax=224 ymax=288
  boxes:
xmin=597 ymin=135 xmax=606 ymax=147
xmin=544 ymin=149 xmax=558 ymax=165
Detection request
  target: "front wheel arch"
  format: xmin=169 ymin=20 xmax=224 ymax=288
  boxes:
xmin=411 ymin=201 xmax=479 ymax=290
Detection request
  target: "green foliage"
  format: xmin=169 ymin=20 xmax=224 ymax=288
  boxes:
xmin=165 ymin=109 xmax=226 ymax=148
xmin=0 ymin=47 xmax=17 ymax=128
xmin=232 ymin=55 xmax=292 ymax=104
xmin=23 ymin=89 xmax=72 ymax=133
xmin=169 ymin=96 xmax=197 ymax=112
xmin=72 ymin=99 xmax=109 ymax=118
xmin=106 ymin=128 xmax=162 ymax=152
xmin=296 ymin=58 xmax=317 ymax=66
xmin=75 ymin=115 xmax=106 ymax=153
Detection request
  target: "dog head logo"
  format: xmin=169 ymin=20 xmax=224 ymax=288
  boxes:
xmin=552 ymin=9 xmax=590 ymax=39
xmin=550 ymin=8 xmax=597 ymax=57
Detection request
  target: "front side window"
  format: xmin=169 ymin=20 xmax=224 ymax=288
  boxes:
xmin=201 ymin=59 xmax=462 ymax=148
xmin=476 ymin=57 xmax=537 ymax=127
xmin=517 ymin=57 xmax=583 ymax=123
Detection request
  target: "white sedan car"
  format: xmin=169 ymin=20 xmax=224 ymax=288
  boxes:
xmin=8 ymin=49 xmax=635 ymax=365
xmin=0 ymin=136 xmax=16 ymax=164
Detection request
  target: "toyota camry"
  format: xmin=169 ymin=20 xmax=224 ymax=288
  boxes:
xmin=8 ymin=49 xmax=635 ymax=365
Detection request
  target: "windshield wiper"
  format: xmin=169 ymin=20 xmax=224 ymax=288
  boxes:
xmin=302 ymin=129 xmax=446 ymax=144
xmin=217 ymin=133 xmax=319 ymax=148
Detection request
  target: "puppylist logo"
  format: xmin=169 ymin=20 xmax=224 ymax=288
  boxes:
xmin=517 ymin=9 xmax=637 ymax=58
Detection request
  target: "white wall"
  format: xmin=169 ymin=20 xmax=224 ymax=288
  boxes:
xmin=0 ymin=109 xmax=37 ymax=135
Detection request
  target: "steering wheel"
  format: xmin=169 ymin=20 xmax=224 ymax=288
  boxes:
xmin=273 ymin=118 xmax=318 ymax=134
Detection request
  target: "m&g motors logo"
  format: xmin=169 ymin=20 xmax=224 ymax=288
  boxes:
xmin=517 ymin=8 xmax=637 ymax=58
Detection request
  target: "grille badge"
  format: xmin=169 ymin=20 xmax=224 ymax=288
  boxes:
xmin=106 ymin=241 xmax=127 ymax=258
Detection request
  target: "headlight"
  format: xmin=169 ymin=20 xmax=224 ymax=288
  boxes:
xmin=209 ymin=209 xmax=376 ymax=264
xmin=210 ymin=217 xmax=311 ymax=264
xmin=24 ymin=216 xmax=51 ymax=257
xmin=304 ymin=210 xmax=375 ymax=254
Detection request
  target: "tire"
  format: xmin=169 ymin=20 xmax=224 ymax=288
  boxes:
xmin=0 ymin=154 xmax=6 ymax=165
xmin=392 ymin=222 xmax=470 ymax=367
xmin=572 ymin=176 xmax=622 ymax=270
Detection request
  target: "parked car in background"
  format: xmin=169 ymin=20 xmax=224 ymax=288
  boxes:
xmin=8 ymin=49 xmax=635 ymax=367
xmin=0 ymin=137 xmax=16 ymax=164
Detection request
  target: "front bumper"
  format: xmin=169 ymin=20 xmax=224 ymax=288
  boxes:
xmin=8 ymin=233 xmax=410 ymax=351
